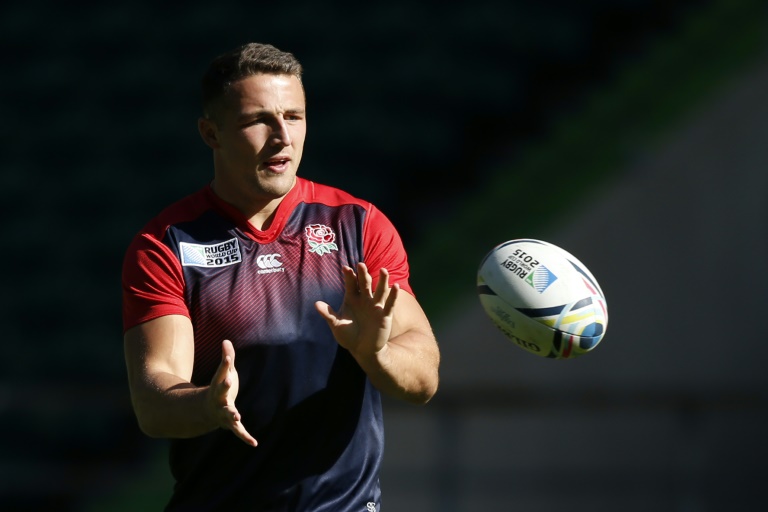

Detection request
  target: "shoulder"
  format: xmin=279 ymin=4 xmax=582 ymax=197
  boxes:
xmin=133 ymin=186 xmax=213 ymax=241
xmin=297 ymin=177 xmax=372 ymax=210
xmin=296 ymin=178 xmax=398 ymax=235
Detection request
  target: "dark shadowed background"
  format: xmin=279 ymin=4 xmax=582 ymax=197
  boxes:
xmin=2 ymin=0 xmax=766 ymax=510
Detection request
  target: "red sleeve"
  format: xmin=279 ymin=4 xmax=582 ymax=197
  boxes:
xmin=121 ymin=229 xmax=188 ymax=332
xmin=362 ymin=205 xmax=414 ymax=296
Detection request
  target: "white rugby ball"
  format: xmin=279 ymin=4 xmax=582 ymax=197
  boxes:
xmin=477 ymin=239 xmax=608 ymax=359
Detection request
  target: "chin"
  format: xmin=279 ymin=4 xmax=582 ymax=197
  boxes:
xmin=256 ymin=172 xmax=296 ymax=197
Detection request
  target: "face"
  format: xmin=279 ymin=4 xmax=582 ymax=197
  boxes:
xmin=200 ymin=73 xmax=307 ymax=211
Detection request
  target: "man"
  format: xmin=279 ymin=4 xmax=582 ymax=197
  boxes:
xmin=122 ymin=42 xmax=440 ymax=511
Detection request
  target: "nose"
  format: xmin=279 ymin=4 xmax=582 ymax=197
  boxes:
xmin=271 ymin=116 xmax=292 ymax=147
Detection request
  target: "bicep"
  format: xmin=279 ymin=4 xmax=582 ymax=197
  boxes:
xmin=124 ymin=314 xmax=195 ymax=388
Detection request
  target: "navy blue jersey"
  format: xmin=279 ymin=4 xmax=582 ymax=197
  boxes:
xmin=122 ymin=178 xmax=413 ymax=511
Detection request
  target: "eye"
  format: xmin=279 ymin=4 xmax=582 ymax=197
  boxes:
xmin=241 ymin=117 xmax=265 ymax=128
xmin=285 ymin=111 xmax=305 ymax=122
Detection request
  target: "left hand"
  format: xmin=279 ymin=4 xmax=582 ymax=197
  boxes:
xmin=315 ymin=262 xmax=399 ymax=359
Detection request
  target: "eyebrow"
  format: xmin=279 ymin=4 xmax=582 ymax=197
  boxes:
xmin=237 ymin=108 xmax=306 ymax=122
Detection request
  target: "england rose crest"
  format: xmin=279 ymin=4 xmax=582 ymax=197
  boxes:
xmin=305 ymin=223 xmax=339 ymax=255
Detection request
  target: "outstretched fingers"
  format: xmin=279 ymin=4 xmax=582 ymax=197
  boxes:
xmin=315 ymin=300 xmax=343 ymax=326
xmin=231 ymin=420 xmax=258 ymax=447
xmin=372 ymin=267 xmax=390 ymax=306
xmin=209 ymin=349 xmax=233 ymax=405
xmin=383 ymin=282 xmax=399 ymax=317
xmin=357 ymin=262 xmax=373 ymax=297
xmin=341 ymin=265 xmax=358 ymax=296
xmin=209 ymin=340 xmax=257 ymax=447
xmin=218 ymin=397 xmax=257 ymax=447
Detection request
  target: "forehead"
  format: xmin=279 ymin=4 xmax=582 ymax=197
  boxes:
xmin=225 ymin=73 xmax=305 ymax=111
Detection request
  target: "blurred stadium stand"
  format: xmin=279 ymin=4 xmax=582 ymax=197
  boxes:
xmin=1 ymin=0 xmax=764 ymax=510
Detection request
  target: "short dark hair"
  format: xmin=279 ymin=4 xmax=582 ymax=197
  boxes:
xmin=201 ymin=42 xmax=304 ymax=117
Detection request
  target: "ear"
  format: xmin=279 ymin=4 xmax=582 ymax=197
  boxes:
xmin=198 ymin=117 xmax=220 ymax=149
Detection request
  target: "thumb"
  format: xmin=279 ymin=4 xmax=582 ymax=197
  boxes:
xmin=212 ymin=340 xmax=235 ymax=386
xmin=314 ymin=301 xmax=337 ymax=323
xmin=222 ymin=339 xmax=235 ymax=364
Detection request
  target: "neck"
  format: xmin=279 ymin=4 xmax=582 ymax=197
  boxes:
xmin=211 ymin=178 xmax=294 ymax=231
xmin=247 ymin=204 xmax=279 ymax=231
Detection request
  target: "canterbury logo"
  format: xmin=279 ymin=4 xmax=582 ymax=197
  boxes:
xmin=256 ymin=253 xmax=284 ymax=275
xmin=257 ymin=253 xmax=282 ymax=269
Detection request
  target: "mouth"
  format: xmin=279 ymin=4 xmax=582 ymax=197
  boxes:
xmin=264 ymin=156 xmax=291 ymax=173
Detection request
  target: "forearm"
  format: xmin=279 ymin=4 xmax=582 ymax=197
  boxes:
xmin=355 ymin=330 xmax=440 ymax=404
xmin=130 ymin=372 xmax=217 ymax=439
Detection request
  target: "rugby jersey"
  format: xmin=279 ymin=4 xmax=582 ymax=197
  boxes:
xmin=122 ymin=177 xmax=412 ymax=511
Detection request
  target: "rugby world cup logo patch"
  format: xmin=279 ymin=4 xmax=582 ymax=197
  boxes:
xmin=305 ymin=223 xmax=338 ymax=255
xmin=525 ymin=264 xmax=558 ymax=293
xmin=180 ymin=238 xmax=242 ymax=267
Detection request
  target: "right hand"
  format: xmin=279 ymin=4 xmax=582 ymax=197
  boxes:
xmin=207 ymin=340 xmax=257 ymax=447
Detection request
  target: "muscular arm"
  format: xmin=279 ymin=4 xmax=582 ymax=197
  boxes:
xmin=315 ymin=264 xmax=440 ymax=404
xmin=357 ymin=290 xmax=440 ymax=404
xmin=123 ymin=314 xmax=257 ymax=446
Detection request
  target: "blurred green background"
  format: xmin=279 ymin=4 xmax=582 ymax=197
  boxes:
xmin=2 ymin=0 xmax=766 ymax=510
